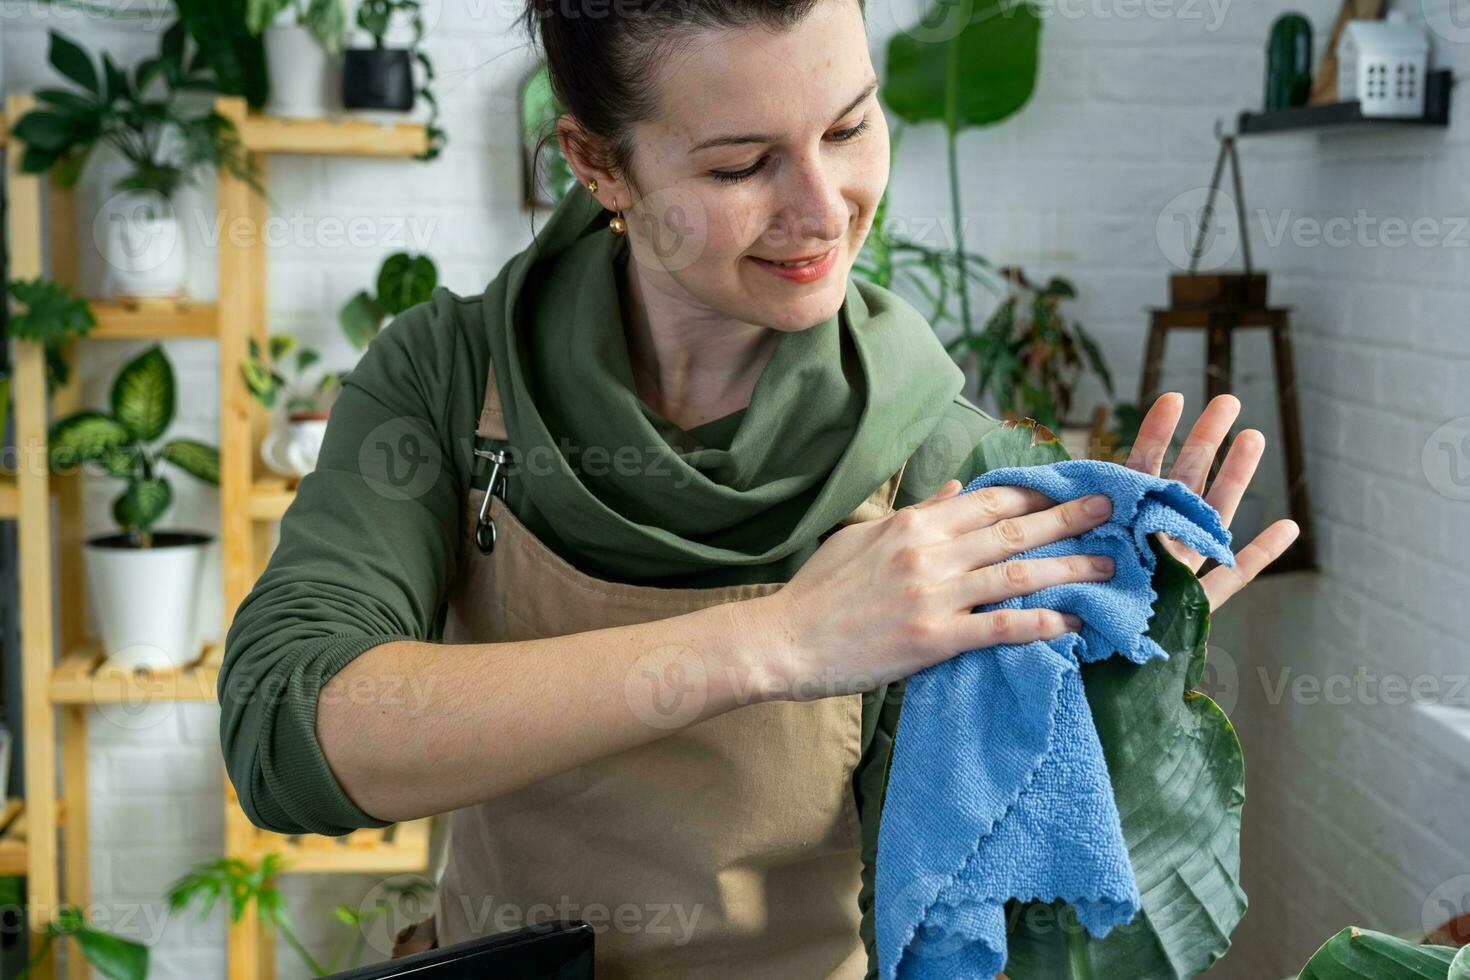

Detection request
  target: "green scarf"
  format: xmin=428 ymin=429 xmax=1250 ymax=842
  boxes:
xmin=479 ymin=182 xmax=964 ymax=581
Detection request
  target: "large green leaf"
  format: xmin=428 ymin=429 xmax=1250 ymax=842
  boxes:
xmin=12 ymin=111 xmax=75 ymax=153
xmin=376 ymin=253 xmax=437 ymax=315
xmin=1298 ymin=927 xmax=1462 ymax=979
xmin=47 ymin=412 xmax=132 ymax=472
xmin=339 ymin=290 xmax=387 ymax=350
xmin=113 ymin=477 xmax=172 ymax=533
xmin=111 ymin=345 xmax=175 ymax=443
xmin=883 ymin=0 xmax=1041 ymax=133
xmin=47 ymin=31 xmax=100 ymax=96
xmin=956 ymin=420 xmax=1246 ymax=978
xmin=49 ymin=906 xmax=149 ymax=980
xmin=160 ymin=438 xmax=221 ymax=484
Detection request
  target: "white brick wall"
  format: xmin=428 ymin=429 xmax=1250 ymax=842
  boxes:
xmin=6 ymin=0 xmax=1470 ymax=977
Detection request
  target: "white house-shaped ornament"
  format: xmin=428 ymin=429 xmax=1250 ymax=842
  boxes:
xmin=1338 ymin=13 xmax=1431 ymax=118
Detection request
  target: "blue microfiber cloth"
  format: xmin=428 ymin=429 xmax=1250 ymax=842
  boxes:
xmin=875 ymin=457 xmax=1237 ymax=980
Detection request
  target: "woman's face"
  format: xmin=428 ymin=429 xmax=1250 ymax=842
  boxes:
xmin=599 ymin=0 xmax=889 ymax=332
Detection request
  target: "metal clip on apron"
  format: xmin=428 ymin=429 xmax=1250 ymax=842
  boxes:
xmin=472 ymin=445 xmax=513 ymax=554
xmin=423 ymin=354 xmax=907 ymax=979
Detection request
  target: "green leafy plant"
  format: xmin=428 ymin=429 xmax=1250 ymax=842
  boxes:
xmin=5 ymin=277 xmax=97 ymax=392
xmin=242 ymin=333 xmax=340 ymax=415
xmin=13 ymin=904 xmax=148 ymax=980
xmin=168 ymin=853 xmax=433 ymax=976
xmin=961 ymin=267 xmax=1114 ymax=433
xmin=47 ymin=345 xmax=220 ymax=547
xmin=338 ymin=251 xmax=437 ymax=349
xmin=860 ymin=0 xmax=1041 ymax=337
xmin=957 ymin=420 xmax=1245 ymax=977
xmin=12 ymin=25 xmax=259 ymax=204
xmin=246 ymin=0 xmax=352 ymax=55
xmin=173 ymin=0 xmax=271 ymax=108
xmin=353 ymin=0 xmax=446 ymax=159
xmin=1296 ymin=926 xmax=1470 ymax=979
xmin=853 ymin=122 xmax=1007 ymax=327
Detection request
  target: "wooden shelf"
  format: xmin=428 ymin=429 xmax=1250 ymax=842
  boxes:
xmin=251 ymin=477 xmax=299 ymax=522
xmin=0 ymin=473 xmax=16 ymax=520
xmin=89 ymin=297 xmax=218 ymax=339
xmin=50 ymin=642 xmax=223 ymax=704
xmin=235 ymin=109 xmax=428 ymax=158
xmin=0 ymin=799 xmax=27 ymax=876
xmin=1239 ymin=69 xmax=1453 ymax=135
xmin=244 ymin=819 xmax=433 ymax=874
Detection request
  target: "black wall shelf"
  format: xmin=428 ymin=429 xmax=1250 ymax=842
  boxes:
xmin=1238 ymin=68 xmax=1453 ymax=136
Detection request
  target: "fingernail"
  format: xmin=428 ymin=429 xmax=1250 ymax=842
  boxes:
xmin=1064 ymin=614 xmax=1083 ymax=630
xmin=1090 ymin=555 xmax=1113 ymax=573
xmin=1084 ymin=494 xmax=1111 ymax=516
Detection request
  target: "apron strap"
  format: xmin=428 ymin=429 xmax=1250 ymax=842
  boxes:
xmin=837 ymin=459 xmax=908 ymax=526
xmin=476 ymin=354 xmax=508 ymax=440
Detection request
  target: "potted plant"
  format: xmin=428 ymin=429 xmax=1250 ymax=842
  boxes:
xmin=344 ymin=0 xmax=415 ymax=110
xmin=242 ymin=333 xmax=341 ymax=479
xmin=47 ymin=345 xmax=220 ymax=671
xmin=338 ymin=251 xmax=437 ymax=350
xmin=343 ymin=0 xmax=446 ymax=159
xmin=248 ymin=0 xmax=352 ymax=117
xmin=12 ymin=27 xmax=258 ymax=300
xmin=956 ymin=266 xmax=1119 ymax=461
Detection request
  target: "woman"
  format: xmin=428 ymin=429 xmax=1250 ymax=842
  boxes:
xmin=218 ymin=1 xmax=1298 ymax=977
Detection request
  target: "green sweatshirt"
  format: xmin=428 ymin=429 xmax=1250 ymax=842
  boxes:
xmin=220 ymin=199 xmax=1003 ymax=980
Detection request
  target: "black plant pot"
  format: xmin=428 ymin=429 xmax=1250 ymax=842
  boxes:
xmin=343 ymin=48 xmax=415 ymax=110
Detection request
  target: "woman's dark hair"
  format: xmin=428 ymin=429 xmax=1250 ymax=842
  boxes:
xmin=523 ymin=0 xmax=865 ymax=198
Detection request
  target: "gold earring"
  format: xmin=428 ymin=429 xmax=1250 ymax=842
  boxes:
xmin=585 ymin=178 xmax=626 ymax=234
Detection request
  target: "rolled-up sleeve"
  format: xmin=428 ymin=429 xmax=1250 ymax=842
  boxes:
xmin=218 ymin=288 xmax=483 ymax=836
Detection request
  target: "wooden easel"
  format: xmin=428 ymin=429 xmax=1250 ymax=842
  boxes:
xmin=1140 ymin=125 xmax=1317 ymax=574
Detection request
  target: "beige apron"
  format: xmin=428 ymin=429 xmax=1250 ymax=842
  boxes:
xmin=417 ymin=355 xmax=906 ymax=979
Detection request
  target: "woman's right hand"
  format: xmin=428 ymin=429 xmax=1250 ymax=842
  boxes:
xmin=742 ymin=478 xmax=1117 ymax=702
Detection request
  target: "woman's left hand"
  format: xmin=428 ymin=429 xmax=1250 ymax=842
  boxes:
xmin=1123 ymin=391 xmax=1301 ymax=613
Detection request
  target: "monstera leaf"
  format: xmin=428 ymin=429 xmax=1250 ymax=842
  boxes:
xmin=960 ymin=420 xmax=1246 ymax=978
xmin=1298 ymin=928 xmax=1469 ymax=979
xmin=882 ymin=0 xmax=1042 ymax=134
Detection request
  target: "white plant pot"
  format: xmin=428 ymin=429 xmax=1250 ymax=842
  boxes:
xmin=261 ymin=416 xmax=329 ymax=479
xmin=265 ymin=24 xmax=339 ymax=118
xmin=84 ymin=531 xmax=214 ymax=671
xmin=101 ymin=193 xmax=187 ymax=299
